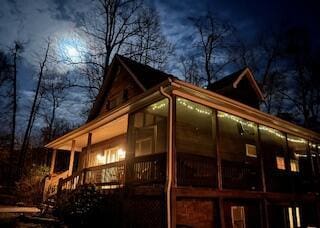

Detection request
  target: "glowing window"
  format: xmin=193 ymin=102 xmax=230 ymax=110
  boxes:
xmin=231 ymin=206 xmax=246 ymax=228
xmin=135 ymin=137 xmax=153 ymax=156
xmin=288 ymin=207 xmax=301 ymax=228
xmin=276 ymin=156 xmax=285 ymax=170
xmin=89 ymin=147 xmax=126 ymax=167
xmin=290 ymin=159 xmax=299 ymax=172
xmin=246 ymin=144 xmax=257 ymax=158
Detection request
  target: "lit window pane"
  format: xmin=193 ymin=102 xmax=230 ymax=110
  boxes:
xmin=246 ymin=144 xmax=257 ymax=158
xmin=231 ymin=206 xmax=246 ymax=228
xmin=288 ymin=207 xmax=294 ymax=228
xmin=176 ymin=98 xmax=216 ymax=156
xmin=290 ymin=159 xmax=299 ymax=172
xmin=218 ymin=111 xmax=258 ymax=162
xmin=296 ymin=207 xmax=301 ymax=227
xmin=276 ymin=156 xmax=285 ymax=170
xmin=287 ymin=135 xmax=307 ymax=173
xmin=130 ymin=98 xmax=168 ymax=157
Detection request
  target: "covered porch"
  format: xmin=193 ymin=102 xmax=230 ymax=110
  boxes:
xmin=43 ymin=94 xmax=170 ymax=200
xmin=43 ymin=113 xmax=129 ymax=200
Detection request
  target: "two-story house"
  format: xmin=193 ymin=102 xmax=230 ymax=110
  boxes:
xmin=43 ymin=55 xmax=320 ymax=228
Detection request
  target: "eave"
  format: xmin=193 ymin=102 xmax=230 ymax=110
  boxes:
xmin=45 ymin=79 xmax=172 ymax=150
xmin=172 ymin=79 xmax=320 ymax=142
xmin=46 ymin=78 xmax=320 ymax=151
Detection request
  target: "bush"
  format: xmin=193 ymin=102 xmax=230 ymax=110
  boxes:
xmin=55 ymin=185 xmax=124 ymax=227
xmin=15 ymin=164 xmax=49 ymax=205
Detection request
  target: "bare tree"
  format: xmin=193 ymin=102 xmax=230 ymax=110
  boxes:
xmin=189 ymin=12 xmax=236 ymax=86
xmin=39 ymin=71 xmax=68 ymax=143
xmin=179 ymin=54 xmax=202 ymax=86
xmin=124 ymin=7 xmax=174 ymax=69
xmin=18 ymin=40 xmax=51 ymax=177
xmin=0 ymin=51 xmax=12 ymax=87
xmin=257 ymin=32 xmax=287 ymax=114
xmin=78 ymin=0 xmax=144 ymax=95
xmin=9 ymin=42 xmax=23 ymax=158
xmin=281 ymin=27 xmax=320 ymax=129
xmin=0 ymin=50 xmax=12 ymax=160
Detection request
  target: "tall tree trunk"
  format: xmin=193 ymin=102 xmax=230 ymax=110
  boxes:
xmin=18 ymin=41 xmax=50 ymax=178
xmin=9 ymin=45 xmax=17 ymax=158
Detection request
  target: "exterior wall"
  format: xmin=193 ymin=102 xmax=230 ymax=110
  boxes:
xmin=176 ymin=199 xmax=216 ymax=227
xmin=173 ymin=95 xmax=320 ymax=227
xmin=99 ymin=67 xmax=142 ymax=116
xmin=50 ymin=81 xmax=320 ymax=227
xmin=78 ymin=134 xmax=126 ymax=170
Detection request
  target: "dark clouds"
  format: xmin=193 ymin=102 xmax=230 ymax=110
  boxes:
xmin=0 ymin=0 xmax=319 ymax=129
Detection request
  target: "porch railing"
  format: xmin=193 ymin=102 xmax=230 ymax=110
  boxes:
xmin=43 ymin=170 xmax=69 ymax=200
xmin=57 ymin=153 xmax=167 ymax=194
xmin=177 ymin=153 xmax=216 ymax=187
xmin=222 ymin=160 xmax=261 ymax=190
xmin=60 ymin=160 xmax=125 ymax=192
xmin=132 ymin=153 xmax=166 ymax=185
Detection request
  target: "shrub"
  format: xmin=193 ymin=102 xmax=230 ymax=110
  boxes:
xmin=15 ymin=164 xmax=49 ymax=205
xmin=55 ymin=185 xmax=124 ymax=227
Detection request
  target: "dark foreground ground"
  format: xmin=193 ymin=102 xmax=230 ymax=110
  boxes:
xmin=0 ymin=212 xmax=62 ymax=228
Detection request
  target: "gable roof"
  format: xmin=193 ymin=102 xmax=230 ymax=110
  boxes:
xmin=87 ymin=55 xmax=174 ymax=121
xmin=208 ymin=67 xmax=265 ymax=101
xmin=117 ymin=55 xmax=174 ymax=89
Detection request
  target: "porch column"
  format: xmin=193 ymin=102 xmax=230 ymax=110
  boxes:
xmin=68 ymin=140 xmax=76 ymax=176
xmin=85 ymin=132 xmax=92 ymax=168
xmin=50 ymin=149 xmax=57 ymax=175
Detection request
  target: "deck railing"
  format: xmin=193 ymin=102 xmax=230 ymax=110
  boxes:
xmin=177 ymin=153 xmax=216 ymax=187
xmin=60 ymin=160 xmax=125 ymax=192
xmin=57 ymin=153 xmax=167 ymax=195
xmin=43 ymin=170 xmax=69 ymax=200
xmin=221 ymin=160 xmax=261 ymax=190
xmin=132 ymin=153 xmax=166 ymax=185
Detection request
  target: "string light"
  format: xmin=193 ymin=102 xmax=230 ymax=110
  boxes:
xmin=259 ymin=125 xmax=285 ymax=139
xmin=151 ymin=102 xmax=166 ymax=110
xmin=150 ymin=99 xmax=317 ymax=148
xmin=309 ymin=143 xmax=317 ymax=148
xmin=217 ymin=111 xmax=256 ymax=129
xmin=287 ymin=137 xmax=307 ymax=144
xmin=294 ymin=153 xmax=307 ymax=158
xmin=177 ymin=98 xmax=211 ymax=115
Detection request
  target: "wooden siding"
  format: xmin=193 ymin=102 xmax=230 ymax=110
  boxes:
xmin=99 ymin=67 xmax=143 ymax=116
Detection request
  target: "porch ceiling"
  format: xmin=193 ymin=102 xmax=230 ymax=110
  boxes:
xmin=47 ymin=114 xmax=128 ymax=152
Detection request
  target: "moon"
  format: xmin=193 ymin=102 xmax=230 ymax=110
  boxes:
xmin=57 ymin=36 xmax=86 ymax=64
xmin=65 ymin=45 xmax=80 ymax=62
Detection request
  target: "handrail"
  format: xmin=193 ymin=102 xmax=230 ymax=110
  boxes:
xmin=58 ymin=160 xmax=126 ymax=193
xmin=86 ymin=160 xmax=125 ymax=171
xmin=43 ymin=170 xmax=69 ymax=201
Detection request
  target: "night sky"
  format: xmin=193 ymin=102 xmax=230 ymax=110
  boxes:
xmin=0 ymin=0 xmax=319 ymax=131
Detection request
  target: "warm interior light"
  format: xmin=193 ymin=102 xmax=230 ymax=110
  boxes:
xmin=96 ymin=153 xmax=106 ymax=164
xmin=290 ymin=159 xmax=299 ymax=172
xmin=117 ymin=148 xmax=126 ymax=160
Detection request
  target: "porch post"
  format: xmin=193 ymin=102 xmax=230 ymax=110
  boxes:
xmin=68 ymin=140 xmax=76 ymax=176
xmin=85 ymin=133 xmax=92 ymax=168
xmin=49 ymin=149 xmax=57 ymax=175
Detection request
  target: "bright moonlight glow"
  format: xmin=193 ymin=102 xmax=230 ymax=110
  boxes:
xmin=56 ymin=36 xmax=86 ymax=64
xmin=65 ymin=45 xmax=80 ymax=62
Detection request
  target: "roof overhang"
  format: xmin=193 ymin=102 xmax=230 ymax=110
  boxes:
xmin=171 ymin=79 xmax=320 ymax=142
xmin=233 ymin=67 xmax=265 ymax=101
xmin=45 ymin=79 xmax=173 ymax=151
xmin=45 ymin=77 xmax=320 ymax=152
